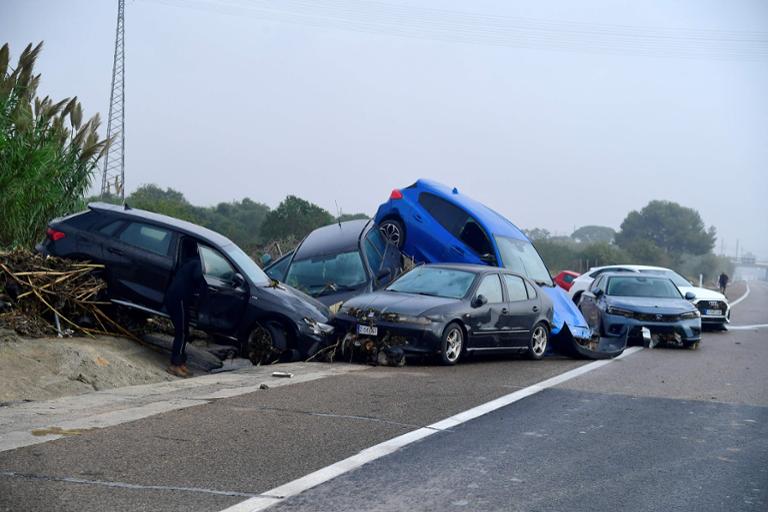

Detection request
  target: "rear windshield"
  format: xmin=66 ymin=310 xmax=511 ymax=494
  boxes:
xmin=387 ymin=266 xmax=475 ymax=299
xmin=606 ymin=276 xmax=682 ymax=299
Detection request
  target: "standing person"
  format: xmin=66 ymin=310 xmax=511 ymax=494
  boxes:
xmin=164 ymin=239 xmax=206 ymax=377
xmin=718 ymin=271 xmax=730 ymax=295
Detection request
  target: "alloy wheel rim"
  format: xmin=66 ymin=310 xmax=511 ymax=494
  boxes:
xmin=532 ymin=326 xmax=547 ymax=355
xmin=379 ymin=223 xmax=401 ymax=245
xmin=445 ymin=328 xmax=462 ymax=362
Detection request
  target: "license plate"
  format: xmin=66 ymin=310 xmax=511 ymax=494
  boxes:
xmin=357 ymin=324 xmax=378 ymax=336
xmin=705 ymin=309 xmax=722 ymax=316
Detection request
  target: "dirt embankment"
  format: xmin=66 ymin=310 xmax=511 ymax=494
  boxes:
xmin=0 ymin=329 xmax=174 ymax=403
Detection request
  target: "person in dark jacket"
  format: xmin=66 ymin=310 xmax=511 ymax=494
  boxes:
xmin=164 ymin=239 xmax=206 ymax=377
xmin=718 ymin=272 xmax=730 ymax=295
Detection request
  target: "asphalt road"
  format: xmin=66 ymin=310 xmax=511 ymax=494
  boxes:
xmin=0 ymin=281 xmax=766 ymax=512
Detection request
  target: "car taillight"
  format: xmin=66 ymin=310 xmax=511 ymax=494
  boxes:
xmin=389 ymin=189 xmax=403 ymax=200
xmin=47 ymin=227 xmax=66 ymax=241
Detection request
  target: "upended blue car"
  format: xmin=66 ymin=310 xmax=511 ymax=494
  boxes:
xmin=374 ymin=179 xmax=621 ymax=359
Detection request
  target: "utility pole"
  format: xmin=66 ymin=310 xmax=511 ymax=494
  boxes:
xmin=101 ymin=0 xmax=126 ymax=201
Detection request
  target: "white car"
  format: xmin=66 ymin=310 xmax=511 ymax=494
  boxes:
xmin=568 ymin=264 xmax=730 ymax=329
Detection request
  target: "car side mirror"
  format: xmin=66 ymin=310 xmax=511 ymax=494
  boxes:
xmin=260 ymin=254 xmax=272 ymax=266
xmin=232 ymin=273 xmax=246 ymax=289
xmin=593 ymin=289 xmax=603 ymax=298
xmin=472 ymin=294 xmax=488 ymax=308
xmin=684 ymin=291 xmax=696 ymax=300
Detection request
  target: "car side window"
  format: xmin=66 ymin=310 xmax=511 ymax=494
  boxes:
xmin=503 ymin=275 xmax=528 ymax=301
xmin=97 ymin=220 xmax=126 ymax=237
xmin=524 ymin=279 xmax=538 ymax=299
xmin=266 ymin=254 xmax=291 ymax=281
xmin=198 ymin=245 xmax=236 ymax=282
xmin=591 ymin=275 xmax=606 ymax=293
xmin=364 ymin=230 xmax=385 ymax=271
xmin=457 ymin=218 xmax=494 ymax=259
xmin=476 ymin=274 xmax=504 ymax=303
xmin=418 ymin=193 xmax=467 ymax=234
xmin=118 ymin=222 xmax=172 ymax=255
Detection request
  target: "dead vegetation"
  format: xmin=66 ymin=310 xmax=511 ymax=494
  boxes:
xmin=0 ymin=250 xmax=131 ymax=338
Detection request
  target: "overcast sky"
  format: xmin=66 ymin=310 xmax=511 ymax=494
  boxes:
xmin=3 ymin=0 xmax=767 ymax=258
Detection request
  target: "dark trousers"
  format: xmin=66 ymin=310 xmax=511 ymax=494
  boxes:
xmin=166 ymin=298 xmax=189 ymax=366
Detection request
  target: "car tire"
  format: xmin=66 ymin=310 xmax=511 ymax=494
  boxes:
xmin=527 ymin=322 xmax=549 ymax=360
xmin=246 ymin=321 xmax=288 ymax=365
xmin=379 ymin=219 xmax=405 ymax=249
xmin=439 ymin=322 xmax=464 ymax=366
xmin=684 ymin=340 xmax=701 ymax=350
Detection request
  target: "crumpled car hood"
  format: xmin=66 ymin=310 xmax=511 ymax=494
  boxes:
xmin=541 ymin=286 xmax=591 ymax=339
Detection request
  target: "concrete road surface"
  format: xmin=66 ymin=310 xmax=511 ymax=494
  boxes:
xmin=1 ymin=281 xmax=766 ymax=512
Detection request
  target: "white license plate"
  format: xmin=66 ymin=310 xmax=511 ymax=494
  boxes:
xmin=704 ymin=309 xmax=722 ymax=316
xmin=357 ymin=324 xmax=378 ymax=336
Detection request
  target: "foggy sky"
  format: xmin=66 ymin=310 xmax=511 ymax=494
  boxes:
xmin=3 ymin=0 xmax=767 ymax=258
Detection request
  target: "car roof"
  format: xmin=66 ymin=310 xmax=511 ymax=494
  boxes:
xmin=600 ymin=272 xmax=672 ymax=280
xmin=419 ymin=262 xmax=530 ymax=280
xmin=87 ymin=202 xmax=235 ymax=248
xmin=413 ymin=179 xmax=529 ymax=242
xmin=293 ymin=219 xmax=371 ymax=260
xmin=588 ymin=264 xmax=668 ymax=273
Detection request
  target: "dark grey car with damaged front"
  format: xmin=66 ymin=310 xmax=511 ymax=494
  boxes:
xmin=332 ymin=263 xmax=554 ymax=365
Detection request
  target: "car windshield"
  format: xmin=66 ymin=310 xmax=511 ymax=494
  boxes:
xmin=224 ymin=244 xmax=270 ymax=285
xmin=285 ymin=251 xmax=367 ymax=295
xmin=387 ymin=266 xmax=475 ymax=299
xmin=606 ymin=276 xmax=683 ymax=298
xmin=495 ymin=236 xmax=554 ymax=286
xmin=638 ymin=269 xmax=691 ymax=287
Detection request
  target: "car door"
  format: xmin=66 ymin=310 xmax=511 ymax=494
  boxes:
xmin=466 ymin=273 xmax=506 ymax=349
xmin=363 ymin=227 xmax=401 ymax=288
xmin=102 ymin=221 xmax=176 ymax=311
xmin=501 ymin=274 xmax=540 ymax=347
xmin=579 ymin=275 xmax=607 ymax=332
xmin=196 ymin=243 xmax=249 ymax=335
xmin=416 ymin=193 xmax=482 ymax=264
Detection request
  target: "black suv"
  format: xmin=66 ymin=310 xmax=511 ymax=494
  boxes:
xmin=37 ymin=203 xmax=334 ymax=360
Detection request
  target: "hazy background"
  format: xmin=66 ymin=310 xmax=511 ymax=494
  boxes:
xmin=2 ymin=0 xmax=767 ymax=258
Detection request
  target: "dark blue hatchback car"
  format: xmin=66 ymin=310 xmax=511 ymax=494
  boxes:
xmin=373 ymin=179 xmax=607 ymax=357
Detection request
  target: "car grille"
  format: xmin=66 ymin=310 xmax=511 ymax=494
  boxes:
xmin=633 ymin=313 xmax=680 ymax=323
xmin=696 ymin=300 xmax=727 ymax=314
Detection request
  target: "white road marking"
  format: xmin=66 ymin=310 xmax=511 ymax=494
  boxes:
xmin=726 ymin=324 xmax=768 ymax=331
xmin=220 ymin=346 xmax=644 ymax=512
xmin=729 ymin=282 xmax=751 ymax=307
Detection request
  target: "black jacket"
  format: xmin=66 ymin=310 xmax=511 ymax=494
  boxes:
xmin=165 ymin=258 xmax=206 ymax=305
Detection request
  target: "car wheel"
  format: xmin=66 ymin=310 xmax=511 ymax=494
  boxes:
xmin=527 ymin=322 xmax=549 ymax=360
xmin=379 ymin=219 xmax=405 ymax=249
xmin=685 ymin=340 xmax=700 ymax=350
xmin=246 ymin=321 xmax=287 ymax=365
xmin=439 ymin=322 xmax=464 ymax=365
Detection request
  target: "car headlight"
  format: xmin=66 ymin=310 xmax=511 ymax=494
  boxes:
xmin=303 ymin=317 xmax=335 ymax=335
xmin=392 ymin=315 xmax=434 ymax=326
xmin=680 ymin=310 xmax=701 ymax=319
xmin=606 ymin=306 xmax=634 ymax=318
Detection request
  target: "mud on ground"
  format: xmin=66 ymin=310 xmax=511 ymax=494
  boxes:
xmin=0 ymin=329 xmax=174 ymax=403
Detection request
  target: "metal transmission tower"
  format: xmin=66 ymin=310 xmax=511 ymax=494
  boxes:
xmin=101 ymin=0 xmax=126 ymax=200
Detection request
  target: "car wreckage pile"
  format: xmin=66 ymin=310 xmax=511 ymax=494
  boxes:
xmin=16 ymin=178 xmax=693 ymax=371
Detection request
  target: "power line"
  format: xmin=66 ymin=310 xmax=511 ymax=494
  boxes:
xmin=138 ymin=0 xmax=768 ymax=61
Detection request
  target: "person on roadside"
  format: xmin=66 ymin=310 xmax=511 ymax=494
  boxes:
xmin=164 ymin=239 xmax=206 ymax=378
xmin=718 ymin=271 xmax=730 ymax=295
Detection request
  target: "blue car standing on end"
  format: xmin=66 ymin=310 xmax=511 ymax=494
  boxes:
xmin=374 ymin=179 xmax=620 ymax=359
